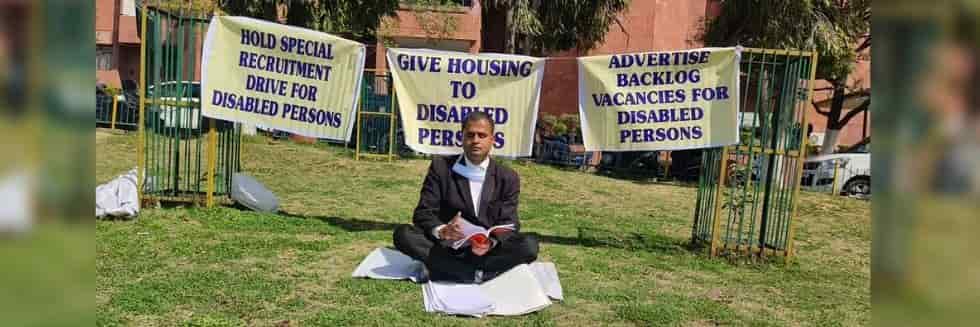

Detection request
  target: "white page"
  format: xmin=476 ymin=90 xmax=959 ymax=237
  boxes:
xmin=480 ymin=264 xmax=552 ymax=316
xmin=422 ymin=283 xmax=435 ymax=312
xmin=451 ymin=219 xmax=516 ymax=249
xmin=529 ymin=262 xmax=564 ymax=301
xmin=452 ymin=218 xmax=488 ymax=249
xmin=351 ymin=248 xmax=423 ymax=281
xmin=427 ymin=282 xmax=494 ymax=317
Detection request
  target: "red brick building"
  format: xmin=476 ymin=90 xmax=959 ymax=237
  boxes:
xmin=97 ymin=0 xmax=868 ymax=146
xmin=96 ymin=0 xmax=142 ymax=89
xmin=375 ymin=0 xmax=868 ymax=146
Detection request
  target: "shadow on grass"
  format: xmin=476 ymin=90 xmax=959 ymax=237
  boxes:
xmin=280 ymin=211 xmax=697 ymax=254
xmin=590 ymin=169 xmax=700 ymax=189
xmin=280 ymin=211 xmax=403 ymax=232
xmin=529 ymin=227 xmax=697 ymax=255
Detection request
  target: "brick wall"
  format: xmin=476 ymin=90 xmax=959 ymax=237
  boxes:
xmin=538 ymin=0 xmax=712 ymax=116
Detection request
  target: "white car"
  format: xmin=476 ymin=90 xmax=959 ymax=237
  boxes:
xmin=148 ymin=81 xmax=201 ymax=129
xmin=801 ymin=138 xmax=870 ymax=197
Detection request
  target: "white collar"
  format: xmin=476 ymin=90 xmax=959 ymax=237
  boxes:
xmin=453 ymin=155 xmax=488 ymax=182
xmin=462 ymin=155 xmax=490 ymax=171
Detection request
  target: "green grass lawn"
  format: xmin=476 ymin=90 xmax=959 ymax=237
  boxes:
xmin=97 ymin=130 xmax=870 ymax=326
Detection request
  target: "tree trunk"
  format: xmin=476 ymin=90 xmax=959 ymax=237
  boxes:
xmin=504 ymin=6 xmax=515 ymax=53
xmin=820 ymin=129 xmax=841 ymax=155
xmin=819 ymin=83 xmax=846 ymax=154
xmin=521 ymin=33 xmax=533 ymax=55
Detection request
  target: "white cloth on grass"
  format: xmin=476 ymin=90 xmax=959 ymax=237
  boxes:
xmin=351 ymin=247 xmax=425 ymax=282
xmin=351 ymin=248 xmax=563 ymax=317
xmin=423 ymin=282 xmax=494 ymax=317
xmin=528 ymin=261 xmax=564 ymax=301
xmin=0 ymin=171 xmax=32 ymax=233
xmin=470 ymin=263 xmax=553 ymax=316
xmin=96 ymin=168 xmax=140 ymax=219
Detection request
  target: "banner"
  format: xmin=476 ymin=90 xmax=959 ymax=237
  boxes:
xmin=578 ymin=47 xmax=741 ymax=151
xmin=201 ymin=16 xmax=365 ymax=141
xmin=387 ymin=48 xmax=545 ymax=157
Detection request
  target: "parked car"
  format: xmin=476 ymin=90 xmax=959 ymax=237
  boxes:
xmin=147 ymin=81 xmax=201 ymax=129
xmin=801 ymin=138 xmax=871 ymax=197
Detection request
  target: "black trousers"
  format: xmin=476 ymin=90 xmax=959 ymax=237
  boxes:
xmin=393 ymin=224 xmax=539 ymax=283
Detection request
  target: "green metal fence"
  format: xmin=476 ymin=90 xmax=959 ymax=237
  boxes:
xmin=96 ymin=94 xmax=114 ymax=126
xmin=692 ymin=49 xmax=817 ymax=260
xmin=138 ymin=4 xmax=241 ymax=206
xmin=355 ymin=70 xmax=398 ymax=161
xmin=97 ymin=95 xmax=140 ymax=129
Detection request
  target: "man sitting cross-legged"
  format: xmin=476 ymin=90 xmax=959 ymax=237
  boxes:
xmin=393 ymin=112 xmax=538 ymax=283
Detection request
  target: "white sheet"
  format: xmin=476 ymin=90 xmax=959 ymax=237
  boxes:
xmin=351 ymin=248 xmax=564 ymax=317
xmin=424 ymin=282 xmax=494 ymax=317
xmin=350 ymin=247 xmax=424 ymax=282
xmin=477 ymin=264 xmax=552 ymax=316
xmin=96 ymin=168 xmax=140 ymax=219
xmin=529 ymin=262 xmax=564 ymax=301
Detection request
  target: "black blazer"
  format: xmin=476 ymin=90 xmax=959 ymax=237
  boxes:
xmin=412 ymin=155 xmax=521 ymax=239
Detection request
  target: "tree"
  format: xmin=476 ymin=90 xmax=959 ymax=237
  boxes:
xmin=215 ymin=0 xmax=400 ymax=41
xmin=378 ymin=0 xmax=462 ymax=47
xmin=700 ymin=0 xmax=870 ymax=154
xmin=483 ymin=0 xmax=630 ymax=55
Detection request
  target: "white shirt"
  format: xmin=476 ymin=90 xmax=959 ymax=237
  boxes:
xmin=433 ymin=155 xmax=490 ymax=239
xmin=464 ymin=156 xmax=489 ymax=217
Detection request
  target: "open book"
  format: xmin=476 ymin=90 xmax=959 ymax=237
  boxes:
xmin=451 ymin=218 xmax=515 ymax=250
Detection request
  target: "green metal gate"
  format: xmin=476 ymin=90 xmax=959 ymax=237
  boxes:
xmin=692 ymin=48 xmax=817 ymax=261
xmin=137 ymin=4 xmax=241 ymax=206
xmin=355 ymin=69 xmax=398 ymax=161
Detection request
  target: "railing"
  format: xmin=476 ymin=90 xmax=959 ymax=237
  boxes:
xmin=96 ymin=94 xmax=140 ymax=130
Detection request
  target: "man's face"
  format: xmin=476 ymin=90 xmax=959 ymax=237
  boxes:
xmin=463 ymin=119 xmax=494 ymax=162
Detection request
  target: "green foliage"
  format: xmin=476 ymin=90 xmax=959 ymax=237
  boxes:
xmin=148 ymin=0 xmax=217 ymax=18
xmin=217 ymin=0 xmax=400 ymax=40
xmin=700 ymin=0 xmax=870 ymax=82
xmin=381 ymin=0 xmax=461 ymax=46
xmin=103 ymin=87 xmax=123 ymax=96
xmin=558 ymin=113 xmax=580 ymax=136
xmin=534 ymin=0 xmax=630 ymax=53
xmin=537 ymin=113 xmax=560 ymax=136
xmin=536 ymin=113 xmax=581 ymax=138
xmin=485 ymin=0 xmax=631 ymax=54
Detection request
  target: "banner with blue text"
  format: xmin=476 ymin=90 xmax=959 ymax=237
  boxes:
xmin=578 ymin=47 xmax=741 ymax=151
xmin=387 ymin=48 xmax=545 ymax=157
xmin=201 ymin=16 xmax=365 ymax=141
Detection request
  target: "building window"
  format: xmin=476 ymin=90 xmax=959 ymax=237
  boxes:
xmin=97 ymin=46 xmax=113 ymax=70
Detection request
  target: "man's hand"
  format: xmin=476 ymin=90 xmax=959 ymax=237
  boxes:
xmin=438 ymin=213 xmax=465 ymax=241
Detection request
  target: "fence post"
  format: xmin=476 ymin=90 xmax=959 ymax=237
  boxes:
xmin=387 ymin=77 xmax=396 ymax=162
xmin=110 ymin=96 xmax=119 ymax=130
xmin=710 ymin=147 xmax=731 ymax=256
xmin=355 ymin=104 xmax=363 ymax=161
xmin=136 ymin=1 xmax=148 ymax=202
xmin=206 ymin=119 xmax=218 ymax=207
xmin=786 ymin=51 xmax=819 ymax=261
xmin=830 ymin=160 xmax=840 ymax=195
